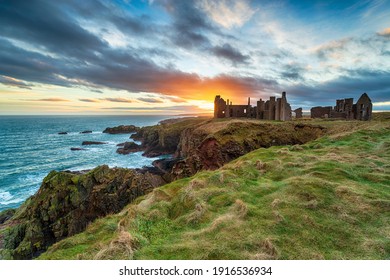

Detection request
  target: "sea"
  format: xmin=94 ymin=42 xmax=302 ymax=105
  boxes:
xmin=0 ymin=115 xmax=172 ymax=212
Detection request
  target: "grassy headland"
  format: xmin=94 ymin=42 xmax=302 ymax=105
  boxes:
xmin=38 ymin=115 xmax=390 ymax=260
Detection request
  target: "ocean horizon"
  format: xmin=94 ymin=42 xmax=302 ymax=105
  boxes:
xmin=0 ymin=115 xmax=172 ymax=212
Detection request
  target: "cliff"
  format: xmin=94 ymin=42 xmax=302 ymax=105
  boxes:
xmin=170 ymin=120 xmax=327 ymax=179
xmin=0 ymin=166 xmax=164 ymax=259
xmin=130 ymin=117 xmax=208 ymax=157
xmin=128 ymin=118 xmax=328 ymax=179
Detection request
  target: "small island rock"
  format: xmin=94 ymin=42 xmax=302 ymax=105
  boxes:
xmin=82 ymin=141 xmax=107 ymax=145
xmin=116 ymin=141 xmax=143 ymax=154
xmin=103 ymin=125 xmax=140 ymax=134
xmin=70 ymin=147 xmax=87 ymax=151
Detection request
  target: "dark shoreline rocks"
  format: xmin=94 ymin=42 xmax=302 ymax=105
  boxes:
xmin=103 ymin=125 xmax=139 ymax=134
xmin=58 ymin=132 xmax=68 ymax=135
xmin=82 ymin=141 xmax=107 ymax=145
xmin=80 ymin=130 xmax=92 ymax=134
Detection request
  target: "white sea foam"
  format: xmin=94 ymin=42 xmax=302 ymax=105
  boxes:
xmin=0 ymin=191 xmax=13 ymax=202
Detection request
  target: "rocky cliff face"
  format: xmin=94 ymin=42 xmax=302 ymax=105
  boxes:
xmin=170 ymin=121 xmax=326 ymax=179
xmin=130 ymin=118 xmax=208 ymax=157
xmin=0 ymin=165 xmax=165 ymax=259
xmin=128 ymin=118 xmax=326 ymax=179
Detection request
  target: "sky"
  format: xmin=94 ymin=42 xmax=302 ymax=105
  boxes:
xmin=0 ymin=0 xmax=389 ymax=115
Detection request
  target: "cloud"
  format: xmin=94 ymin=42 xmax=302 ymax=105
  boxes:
xmin=315 ymin=38 xmax=352 ymax=60
xmin=101 ymin=105 xmax=205 ymax=112
xmin=286 ymin=69 xmax=390 ymax=109
xmin=211 ymin=43 xmax=250 ymax=66
xmin=0 ymin=35 xmax=276 ymax=101
xmin=1 ymin=0 xmax=388 ymax=114
xmin=0 ymin=0 xmax=268 ymax=102
xmin=377 ymin=27 xmax=390 ymax=37
xmin=373 ymin=101 xmax=390 ymax=106
xmin=161 ymin=1 xmax=214 ymax=49
xmin=137 ymin=97 xmax=163 ymax=103
xmin=0 ymin=75 xmax=32 ymax=89
xmin=198 ymin=0 xmax=256 ymax=29
xmin=101 ymin=97 xmax=134 ymax=103
xmin=0 ymin=1 xmax=106 ymax=60
xmin=35 ymin=98 xmax=70 ymax=102
xmin=79 ymin=98 xmax=99 ymax=102
xmin=280 ymin=64 xmax=306 ymax=81
xmin=162 ymin=96 xmax=188 ymax=103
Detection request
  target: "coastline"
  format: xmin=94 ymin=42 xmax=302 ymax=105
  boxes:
xmin=0 ymin=115 xmax=172 ymax=212
xmin=1 ymin=114 xmax=390 ymax=260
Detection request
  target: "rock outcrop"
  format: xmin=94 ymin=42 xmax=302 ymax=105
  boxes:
xmin=58 ymin=132 xmax=67 ymax=135
xmin=70 ymin=148 xmax=86 ymax=151
xmin=130 ymin=118 xmax=208 ymax=157
xmin=116 ymin=142 xmax=143 ymax=154
xmin=0 ymin=165 xmax=165 ymax=259
xmin=80 ymin=130 xmax=92 ymax=134
xmin=82 ymin=141 xmax=107 ymax=145
xmin=103 ymin=125 xmax=139 ymax=134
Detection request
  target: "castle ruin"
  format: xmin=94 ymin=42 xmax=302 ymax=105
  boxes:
xmin=214 ymin=92 xmax=297 ymax=121
xmin=310 ymin=93 xmax=372 ymax=120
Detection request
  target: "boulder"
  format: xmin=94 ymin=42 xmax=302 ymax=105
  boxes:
xmin=80 ymin=130 xmax=92 ymax=134
xmin=70 ymin=148 xmax=86 ymax=151
xmin=58 ymin=132 xmax=67 ymax=135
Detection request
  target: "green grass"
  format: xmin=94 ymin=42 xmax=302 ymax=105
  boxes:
xmin=39 ymin=117 xmax=390 ymax=260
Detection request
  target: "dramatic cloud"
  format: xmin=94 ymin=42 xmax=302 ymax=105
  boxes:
xmin=160 ymin=1 xmax=214 ymax=49
xmin=280 ymin=64 xmax=306 ymax=81
xmin=211 ymin=43 xmax=250 ymax=66
xmin=0 ymin=75 xmax=32 ymax=89
xmin=1 ymin=0 xmax=390 ymax=113
xmin=198 ymin=0 xmax=255 ymax=29
xmin=286 ymin=70 xmax=390 ymax=108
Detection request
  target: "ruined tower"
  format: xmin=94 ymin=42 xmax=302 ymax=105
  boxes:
xmin=355 ymin=93 xmax=372 ymax=121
